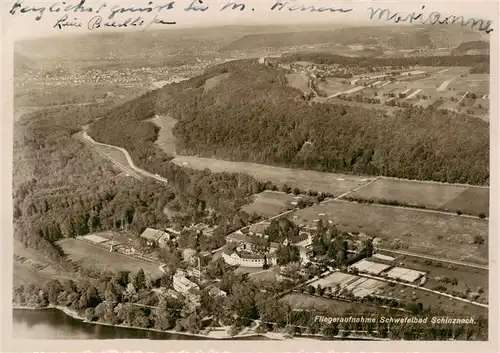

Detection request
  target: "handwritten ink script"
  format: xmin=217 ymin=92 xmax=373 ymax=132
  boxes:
xmin=367 ymin=6 xmax=493 ymax=34
xmin=7 ymin=0 xmax=494 ymax=34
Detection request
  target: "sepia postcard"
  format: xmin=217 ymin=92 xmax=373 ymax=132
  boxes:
xmin=1 ymin=0 xmax=499 ymax=352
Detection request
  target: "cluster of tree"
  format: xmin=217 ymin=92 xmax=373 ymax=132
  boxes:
xmin=275 ymin=245 xmax=300 ymax=266
xmin=312 ymin=229 xmax=349 ymax=265
xmin=335 ymin=93 xmax=381 ymax=105
xmin=343 ymin=196 xmax=488 ymax=219
xmin=469 ymin=62 xmax=489 ymax=74
xmin=343 ymin=195 xmax=428 ymax=210
xmin=282 ymin=52 xmax=489 ymax=68
xmin=264 ymin=218 xmax=301 ymax=244
xmin=13 ymin=269 xmax=187 ymax=331
xmin=451 ymin=40 xmax=489 ymax=55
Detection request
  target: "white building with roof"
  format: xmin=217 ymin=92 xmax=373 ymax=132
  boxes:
xmin=139 ymin=227 xmax=170 ymax=248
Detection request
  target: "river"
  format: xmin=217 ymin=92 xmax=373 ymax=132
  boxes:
xmin=12 ymin=309 xmax=267 ymax=340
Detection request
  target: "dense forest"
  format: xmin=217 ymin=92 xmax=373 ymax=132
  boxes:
xmin=13 ymin=94 xmax=269 ymax=266
xmin=89 ymin=58 xmax=489 ymax=185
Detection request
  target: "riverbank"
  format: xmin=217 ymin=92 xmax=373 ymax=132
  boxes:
xmin=12 ymin=305 xmax=280 ymax=340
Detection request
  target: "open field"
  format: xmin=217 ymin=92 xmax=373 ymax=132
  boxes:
xmin=57 ymin=238 xmax=163 ymax=277
xmin=316 ymin=78 xmax=348 ymax=96
xmin=289 ymin=200 xmax=488 ymax=264
xmin=13 ymin=240 xmax=75 ymax=286
xmin=286 ymin=73 xmax=310 ymax=94
xmin=448 ymin=74 xmax=489 ymax=94
xmin=440 ymin=187 xmax=490 ymax=216
xmin=281 ymin=293 xmax=380 ymax=314
xmin=247 ymin=266 xmax=282 ymax=283
xmin=242 ymin=191 xmax=304 ymax=217
xmin=150 ymin=115 xmax=178 ymax=155
xmin=375 ymin=251 xmax=488 ymax=304
xmin=375 ymin=282 xmax=487 ymax=316
xmin=345 ymin=177 xmax=489 ymax=212
xmin=172 ymin=155 xmax=371 ymax=196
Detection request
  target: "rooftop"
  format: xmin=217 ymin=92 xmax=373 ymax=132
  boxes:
xmin=140 ymin=227 xmax=168 ymax=242
xmin=226 ymin=232 xmax=253 ymax=244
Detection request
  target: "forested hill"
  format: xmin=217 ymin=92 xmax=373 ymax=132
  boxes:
xmin=451 ymin=41 xmax=490 ymax=55
xmin=89 ymin=59 xmax=489 ymax=185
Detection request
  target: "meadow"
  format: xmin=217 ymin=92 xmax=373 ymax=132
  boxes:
xmin=171 ymin=155 xmax=370 ymax=196
xmin=57 ymin=238 xmax=163 ymax=277
xmin=345 ymin=177 xmax=483 ymax=211
xmin=242 ymin=190 xmax=303 ymax=217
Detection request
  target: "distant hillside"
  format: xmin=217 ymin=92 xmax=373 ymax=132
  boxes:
xmin=221 ymin=26 xmax=487 ymax=52
xmin=88 ymin=58 xmax=489 ymax=186
xmin=13 ymin=24 xmax=343 ymax=67
xmin=451 ymin=41 xmax=490 ymax=55
xmin=14 ymin=52 xmax=35 ymax=73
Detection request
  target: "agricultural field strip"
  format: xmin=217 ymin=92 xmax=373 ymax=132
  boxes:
xmin=358 ymin=273 xmax=487 ymax=308
xmin=333 ymin=176 xmax=381 ymax=200
xmin=81 ymin=132 xmax=169 ymax=184
xmin=340 ymin=178 xmax=489 ymax=214
xmin=78 ymin=133 xmax=143 ymax=180
xmin=437 ymin=80 xmax=453 ymax=92
xmin=380 ymin=238 xmax=485 ymax=263
xmin=457 ymin=92 xmax=468 ymax=104
xmin=377 ymin=248 xmax=488 ymax=270
xmin=406 ymin=89 xmax=422 ymax=99
xmin=334 ymin=197 xmax=482 ymax=220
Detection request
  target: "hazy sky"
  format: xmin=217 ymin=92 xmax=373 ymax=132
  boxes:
xmin=2 ymin=0 xmax=498 ymax=40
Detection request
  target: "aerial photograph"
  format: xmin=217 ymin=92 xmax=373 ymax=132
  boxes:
xmin=11 ymin=11 xmax=491 ymax=342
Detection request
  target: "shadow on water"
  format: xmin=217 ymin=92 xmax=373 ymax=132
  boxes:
xmin=13 ymin=309 xmax=270 ymax=340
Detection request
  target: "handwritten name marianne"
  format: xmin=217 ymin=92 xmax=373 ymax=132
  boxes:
xmin=367 ymin=6 xmax=493 ymax=34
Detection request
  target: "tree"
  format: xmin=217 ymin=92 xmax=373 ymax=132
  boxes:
xmin=79 ymin=285 xmax=101 ymax=309
xmin=44 ymin=279 xmax=63 ymax=304
xmin=276 ymin=245 xmax=300 ymax=266
xmin=133 ymin=269 xmax=147 ymax=291
xmin=104 ymin=281 xmax=122 ymax=304
xmin=473 ymin=235 xmax=485 ymax=245
xmin=206 ymin=258 xmax=226 ymax=279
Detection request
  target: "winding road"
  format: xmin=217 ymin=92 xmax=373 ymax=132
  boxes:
xmin=79 ymin=132 xmax=169 ymax=184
